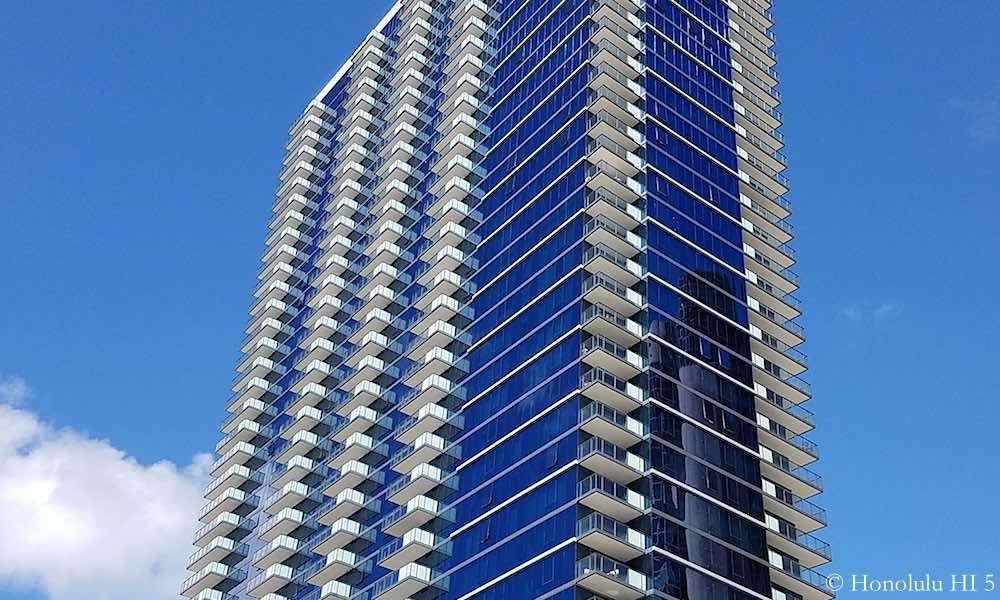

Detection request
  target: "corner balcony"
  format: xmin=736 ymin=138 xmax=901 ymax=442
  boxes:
xmin=307 ymin=548 xmax=367 ymax=587
xmin=581 ymin=367 xmax=645 ymax=413
xmin=582 ymin=303 xmax=643 ymax=347
xmin=188 ymin=536 xmax=249 ymax=572
xmin=283 ymin=382 xmax=329 ymax=417
xmin=581 ymin=334 xmax=644 ymax=380
xmin=586 ymin=159 xmax=644 ymax=204
xmin=377 ymin=528 xmax=447 ymax=571
xmin=317 ymin=487 xmax=380 ymax=526
xmin=757 ymin=414 xmax=818 ymax=467
xmin=181 ymin=563 xmax=246 ymax=598
xmin=583 ymin=272 xmax=643 ymax=317
xmin=333 ymin=381 xmax=393 ymax=416
xmin=382 ymin=495 xmax=441 ymax=537
xmin=367 ymin=563 xmax=447 ymax=600
xmin=578 ymin=437 xmax=647 ymax=483
xmin=576 ymin=552 xmax=648 ymax=600
xmin=580 ymin=401 xmax=645 ymax=448
xmin=577 ymin=512 xmax=648 ymax=561
xmin=348 ymin=307 xmax=402 ymax=345
xmin=583 ymin=244 xmax=642 ymax=288
xmin=413 ymin=271 xmax=476 ymax=313
xmin=584 ymin=215 xmax=643 ymax=258
xmin=395 ymin=402 xmax=460 ymax=445
xmin=246 ymin=563 xmax=293 ymax=598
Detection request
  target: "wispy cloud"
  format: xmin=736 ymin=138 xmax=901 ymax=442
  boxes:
xmin=0 ymin=376 xmax=210 ymax=600
xmin=949 ymin=88 xmax=1000 ymax=142
xmin=0 ymin=375 xmax=29 ymax=405
xmin=842 ymin=301 xmax=903 ymax=322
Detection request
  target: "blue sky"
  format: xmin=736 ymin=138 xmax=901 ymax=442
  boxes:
xmin=1 ymin=1 xmax=998 ymax=599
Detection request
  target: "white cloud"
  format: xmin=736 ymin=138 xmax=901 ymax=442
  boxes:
xmin=0 ymin=383 xmax=211 ymax=600
xmin=0 ymin=375 xmax=29 ymax=405
xmin=841 ymin=301 xmax=903 ymax=322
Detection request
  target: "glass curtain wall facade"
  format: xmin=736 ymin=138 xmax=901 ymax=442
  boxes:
xmin=183 ymin=1 xmax=830 ymax=600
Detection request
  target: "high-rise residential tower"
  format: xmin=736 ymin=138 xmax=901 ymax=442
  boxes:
xmin=183 ymin=1 xmax=830 ymax=600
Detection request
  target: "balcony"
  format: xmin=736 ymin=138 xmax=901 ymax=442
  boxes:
xmin=204 ymin=465 xmax=263 ymax=501
xmin=582 ymin=273 xmax=642 ymax=317
xmin=323 ymin=460 xmax=384 ymax=498
xmin=259 ymin=507 xmax=306 ymax=543
xmin=312 ymin=518 xmax=372 ymax=555
xmin=577 ymin=512 xmax=648 ymax=561
xmin=391 ymin=432 xmax=451 ymax=474
xmin=584 ymin=215 xmax=643 ymax=258
xmin=576 ymin=552 xmax=648 ymax=600
xmin=377 ymin=528 xmax=446 ymax=571
xmin=271 ymin=455 xmax=328 ymax=490
xmin=398 ymin=374 xmax=463 ymax=416
xmin=317 ymin=488 xmax=379 ymax=527
xmin=395 ymin=402 xmax=460 ymax=445
xmin=767 ymin=523 xmax=832 ymax=569
xmin=199 ymin=487 xmax=258 ymax=524
xmin=387 ymin=463 xmax=449 ymax=506
xmin=307 ymin=549 xmax=365 ymax=587
xmin=767 ymin=552 xmax=835 ymax=600
xmin=382 ymin=495 xmax=440 ymax=537
xmin=366 ymin=563 xmax=447 ymax=600
xmin=578 ymin=437 xmax=647 ymax=483
xmin=331 ymin=406 xmax=382 ymax=443
xmin=263 ymin=481 xmax=312 ymax=515
xmin=328 ymin=433 xmax=384 ymax=471
xmin=582 ymin=303 xmax=643 ymax=347
xmin=209 ymin=442 xmax=259 ymax=478
xmin=761 ymin=451 xmax=823 ymax=499
xmin=763 ymin=482 xmax=828 ymax=533
xmin=275 ymin=431 xmax=330 ymax=465
xmin=583 ymin=243 xmax=642 ymax=287
xmin=181 ymin=563 xmax=245 ymax=598
xmin=252 ymin=535 xmax=300 ymax=570
xmin=188 ymin=536 xmax=249 ymax=572
xmin=581 ymin=367 xmax=644 ymax=413
xmin=581 ymin=334 xmax=644 ymax=380
xmin=246 ymin=563 xmax=293 ymax=598
xmin=580 ymin=401 xmax=645 ymax=448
